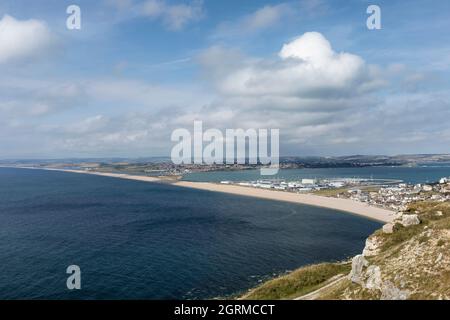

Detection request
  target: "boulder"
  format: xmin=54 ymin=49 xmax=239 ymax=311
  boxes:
xmin=349 ymin=254 xmax=368 ymax=284
xmin=401 ymin=214 xmax=420 ymax=227
xmin=436 ymin=211 xmax=443 ymax=217
xmin=383 ymin=223 xmax=394 ymax=234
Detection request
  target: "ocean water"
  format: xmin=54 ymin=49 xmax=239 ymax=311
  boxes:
xmin=184 ymin=165 xmax=450 ymax=184
xmin=0 ymin=167 xmax=381 ymax=300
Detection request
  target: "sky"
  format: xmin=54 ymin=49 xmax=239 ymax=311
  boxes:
xmin=1 ymin=0 xmax=450 ymax=159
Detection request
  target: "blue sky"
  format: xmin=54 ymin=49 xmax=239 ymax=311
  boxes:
xmin=1 ymin=0 xmax=450 ymax=158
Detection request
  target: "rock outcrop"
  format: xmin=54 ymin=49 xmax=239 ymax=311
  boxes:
xmin=401 ymin=214 xmax=420 ymax=227
xmin=362 ymin=236 xmax=382 ymax=257
xmin=348 ymin=256 xmax=410 ymax=300
xmin=348 ymin=255 xmax=368 ymax=285
xmin=364 ymin=266 xmax=382 ymax=291
xmin=345 ymin=206 xmax=442 ymax=300
xmin=380 ymin=281 xmax=410 ymax=300
xmin=382 ymin=223 xmax=394 ymax=234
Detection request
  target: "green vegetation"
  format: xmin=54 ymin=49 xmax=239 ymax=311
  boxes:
xmin=313 ymin=186 xmax=380 ymax=197
xmin=372 ymin=201 xmax=450 ymax=251
xmin=240 ymin=263 xmax=351 ymax=300
xmin=377 ymin=223 xmax=425 ymax=251
xmin=313 ymin=188 xmax=348 ymax=197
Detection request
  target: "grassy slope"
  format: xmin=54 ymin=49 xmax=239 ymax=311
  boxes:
xmin=240 ymin=263 xmax=350 ymax=300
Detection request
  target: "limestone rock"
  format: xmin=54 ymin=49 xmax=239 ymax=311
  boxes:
xmin=349 ymin=254 xmax=368 ymax=284
xmin=395 ymin=211 xmax=404 ymax=219
xmin=363 ymin=237 xmax=381 ymax=257
xmin=365 ymin=266 xmax=382 ymax=291
xmin=382 ymin=223 xmax=394 ymax=234
xmin=401 ymin=214 xmax=420 ymax=227
xmin=381 ymin=281 xmax=410 ymax=300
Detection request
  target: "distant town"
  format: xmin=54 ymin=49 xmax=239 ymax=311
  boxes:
xmin=220 ymin=177 xmax=450 ymax=212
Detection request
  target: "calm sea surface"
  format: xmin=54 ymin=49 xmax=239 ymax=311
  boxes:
xmin=184 ymin=165 xmax=450 ymax=184
xmin=0 ymin=167 xmax=384 ymax=299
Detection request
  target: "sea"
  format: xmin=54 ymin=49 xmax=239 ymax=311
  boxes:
xmin=183 ymin=164 xmax=450 ymax=184
xmin=0 ymin=164 xmax=448 ymax=299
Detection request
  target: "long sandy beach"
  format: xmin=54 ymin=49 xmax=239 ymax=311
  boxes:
xmin=24 ymin=168 xmax=395 ymax=223
xmin=174 ymin=181 xmax=395 ymax=223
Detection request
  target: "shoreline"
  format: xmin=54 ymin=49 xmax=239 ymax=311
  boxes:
xmin=2 ymin=167 xmax=395 ymax=223
xmin=174 ymin=181 xmax=394 ymax=223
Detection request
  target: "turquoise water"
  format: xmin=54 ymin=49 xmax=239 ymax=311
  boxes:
xmin=184 ymin=165 xmax=450 ymax=184
xmin=0 ymin=167 xmax=380 ymax=299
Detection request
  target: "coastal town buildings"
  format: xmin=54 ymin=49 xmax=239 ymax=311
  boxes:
xmin=221 ymin=177 xmax=450 ymax=211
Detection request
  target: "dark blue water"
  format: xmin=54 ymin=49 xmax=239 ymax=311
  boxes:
xmin=184 ymin=166 xmax=450 ymax=184
xmin=0 ymin=168 xmax=380 ymax=300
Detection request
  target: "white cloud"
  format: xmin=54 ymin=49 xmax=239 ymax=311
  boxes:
xmin=201 ymin=32 xmax=378 ymax=99
xmin=0 ymin=15 xmax=53 ymax=64
xmin=140 ymin=0 xmax=204 ymax=31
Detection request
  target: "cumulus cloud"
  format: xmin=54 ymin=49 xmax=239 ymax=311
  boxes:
xmin=0 ymin=15 xmax=53 ymax=64
xmin=200 ymin=32 xmax=381 ymax=99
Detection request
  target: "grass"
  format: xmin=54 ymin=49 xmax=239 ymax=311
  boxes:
xmin=313 ymin=186 xmax=380 ymax=197
xmin=378 ymin=223 xmax=425 ymax=251
xmin=376 ymin=201 xmax=450 ymax=251
xmin=313 ymin=188 xmax=349 ymax=197
xmin=240 ymin=263 xmax=351 ymax=300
